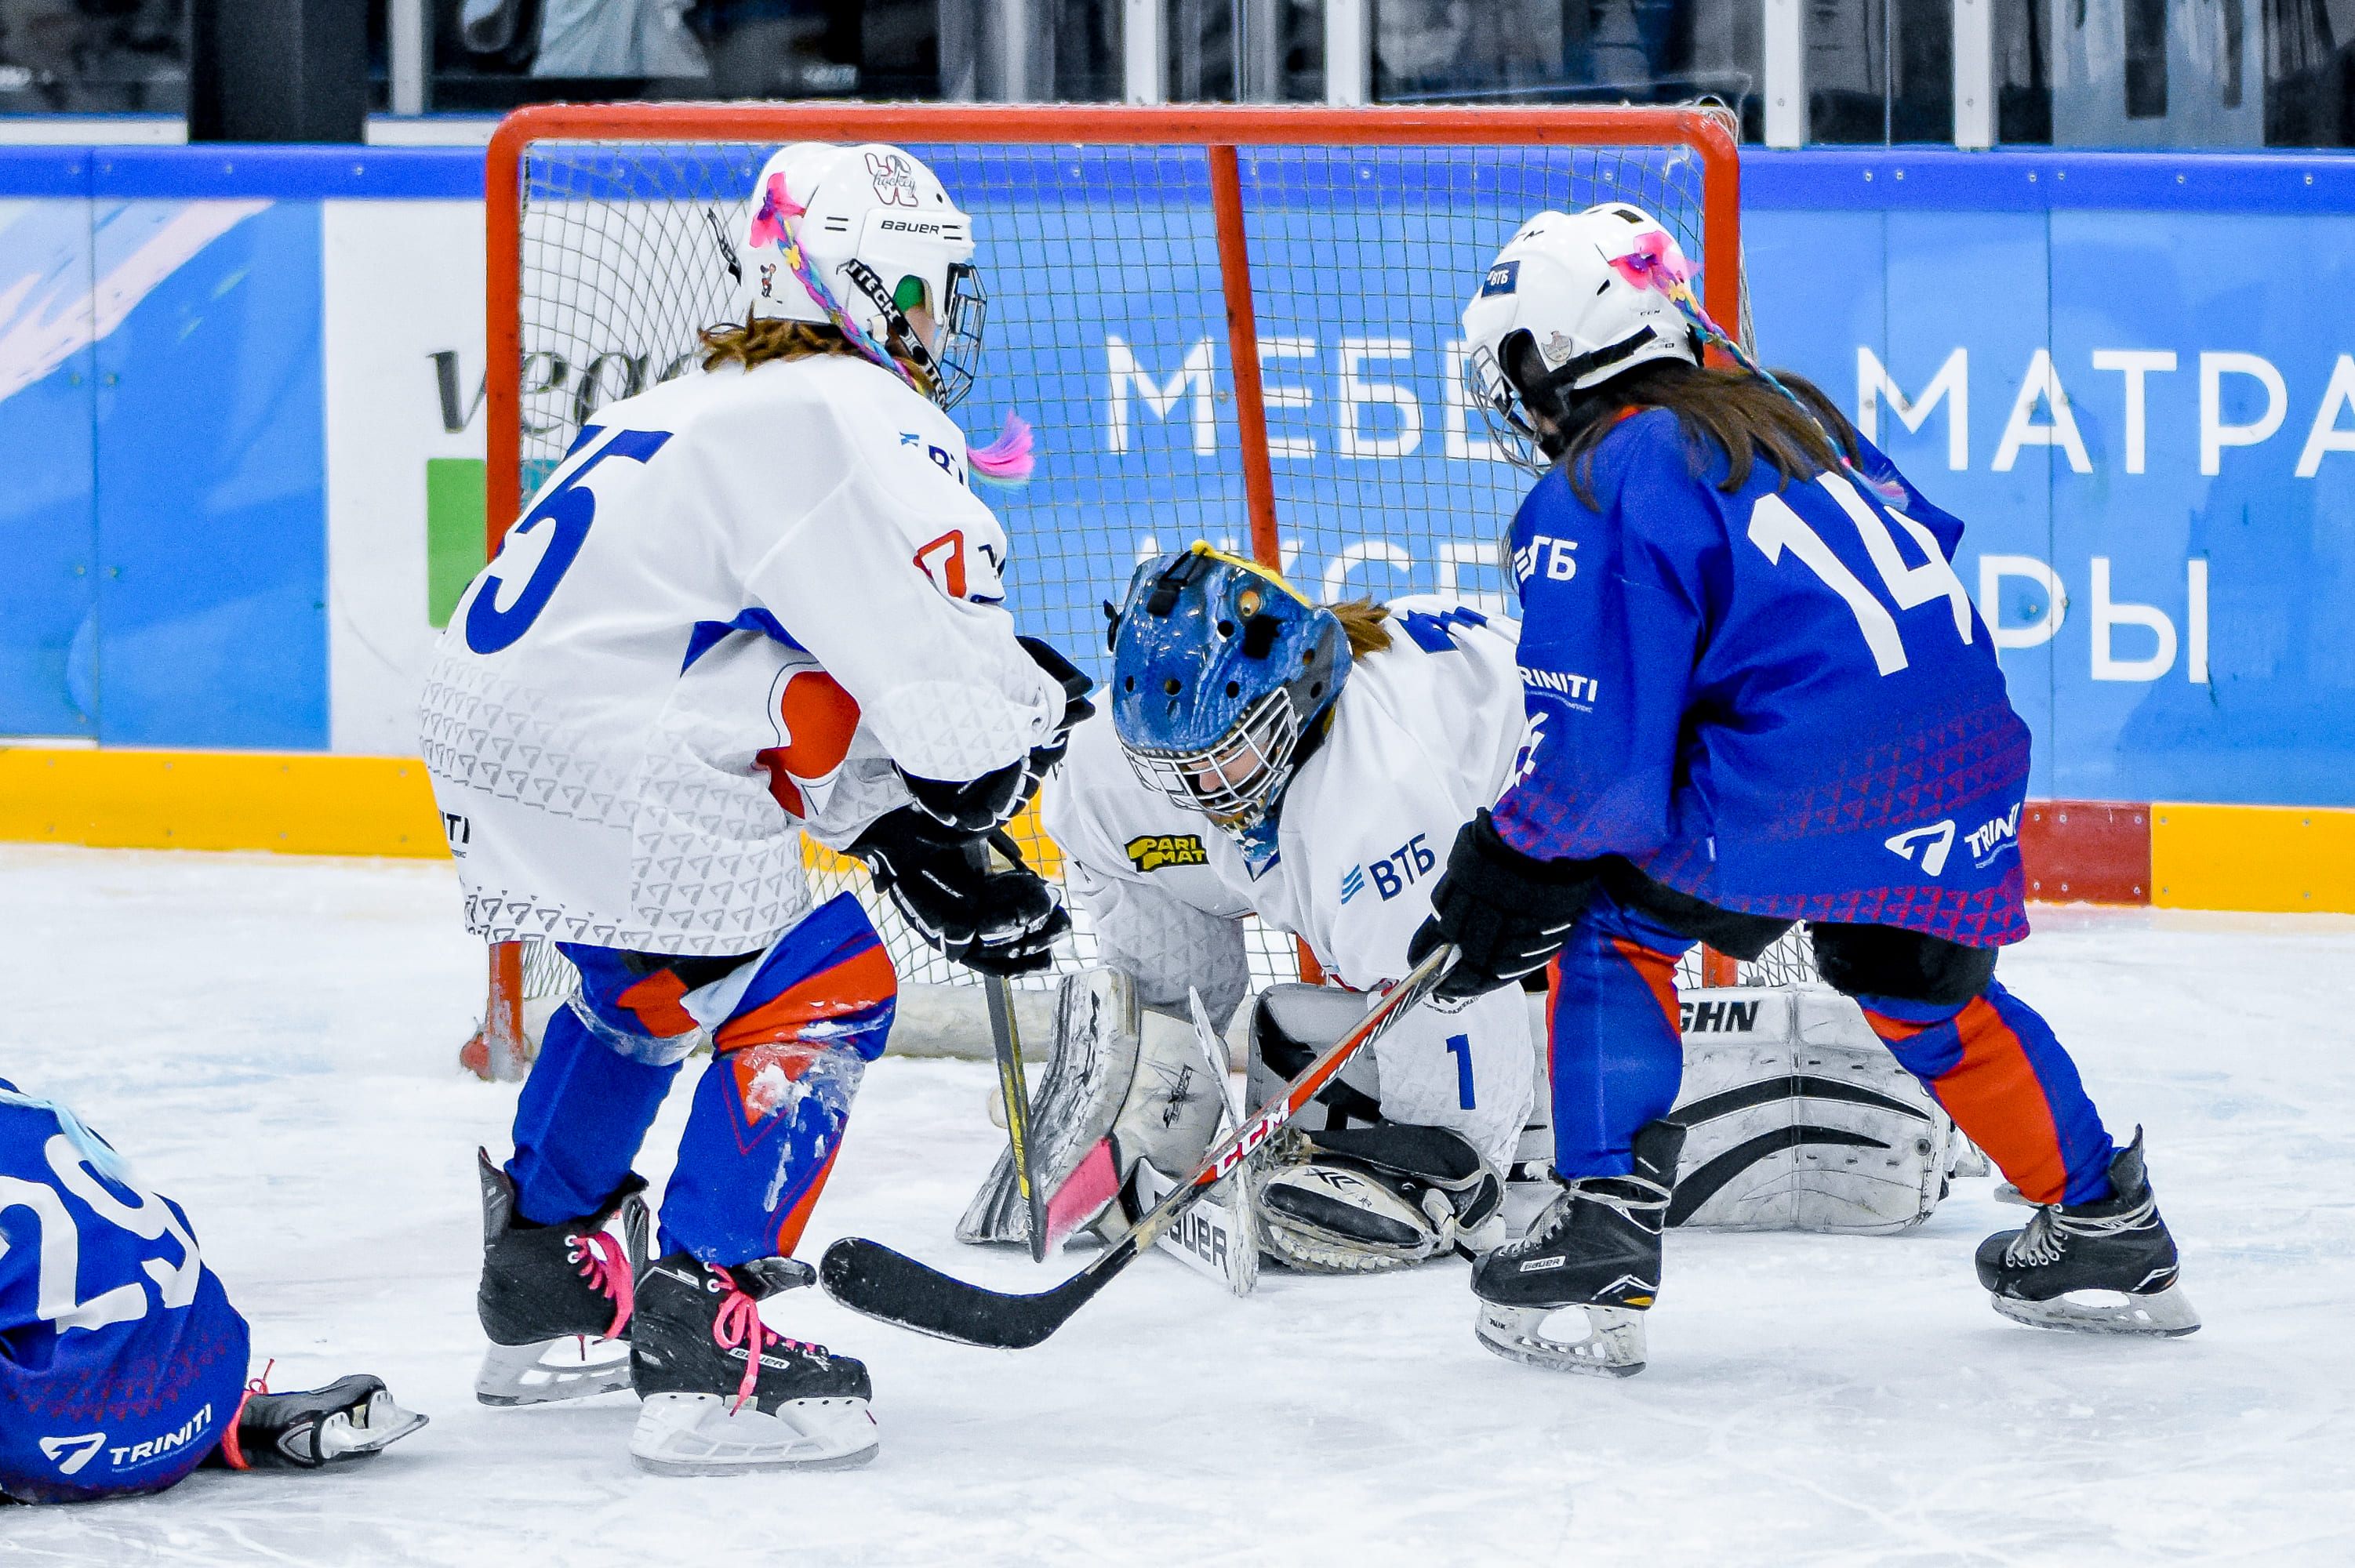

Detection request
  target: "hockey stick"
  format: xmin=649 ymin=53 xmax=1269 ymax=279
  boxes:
xmin=820 ymin=944 xmax=1456 ymax=1349
xmin=983 ymin=974 xmax=1051 ymax=1264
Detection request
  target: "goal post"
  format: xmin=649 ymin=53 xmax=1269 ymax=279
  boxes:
xmin=464 ymin=103 xmax=1747 ymax=1080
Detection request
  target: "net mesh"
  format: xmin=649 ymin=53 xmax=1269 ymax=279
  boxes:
xmin=505 ymin=122 xmax=1792 ymax=1003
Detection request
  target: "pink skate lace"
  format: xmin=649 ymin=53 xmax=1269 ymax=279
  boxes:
xmin=566 ymin=1231 xmax=634 ymax=1338
xmin=710 ymin=1276 xmax=824 ymax=1414
xmin=219 ymin=1359 xmax=276 ymax=1471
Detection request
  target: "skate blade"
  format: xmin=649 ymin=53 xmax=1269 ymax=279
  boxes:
xmin=475 ymin=1335 xmax=634 ymax=1406
xmin=628 ymin=1392 xmax=880 ymax=1475
xmin=1475 ymin=1301 xmax=1648 ymax=1377
xmin=316 ymin=1394 xmax=430 ymax=1461
xmin=1989 ymin=1282 xmax=2202 ymax=1338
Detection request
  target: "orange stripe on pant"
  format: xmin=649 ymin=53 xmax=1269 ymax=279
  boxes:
xmin=1865 ymin=996 xmax=2071 ymax=1205
xmin=714 ymin=945 xmax=898 ymax=1053
xmin=1612 ymin=936 xmax=1683 ymax=1039
xmin=772 ymin=1142 xmax=843 ymax=1258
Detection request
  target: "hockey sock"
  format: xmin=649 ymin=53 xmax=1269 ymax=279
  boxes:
xmin=1859 ymin=980 xmax=2116 ymax=1207
xmin=657 ymin=894 xmax=896 ymax=1265
xmin=1545 ymin=890 xmax=1693 ymax=1181
xmin=509 ymin=1004 xmax=682 ymax=1227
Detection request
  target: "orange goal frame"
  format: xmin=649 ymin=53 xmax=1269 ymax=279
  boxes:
xmin=470 ymin=103 xmax=1746 ymax=1077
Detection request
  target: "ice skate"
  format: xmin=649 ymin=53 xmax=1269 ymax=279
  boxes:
xmin=1975 ymin=1128 xmax=2199 ymax=1337
xmin=474 ymin=1149 xmax=649 ymax=1406
xmin=1470 ymin=1119 xmax=1684 ymax=1377
xmin=226 ymin=1374 xmax=428 ymax=1469
xmin=627 ymin=1252 xmax=878 ymax=1475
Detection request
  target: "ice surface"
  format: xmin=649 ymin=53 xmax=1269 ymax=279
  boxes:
xmin=5 ymin=844 xmax=2354 ymax=1564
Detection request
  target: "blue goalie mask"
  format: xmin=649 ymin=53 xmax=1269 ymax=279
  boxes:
xmin=1109 ymin=543 xmax=1351 ymax=866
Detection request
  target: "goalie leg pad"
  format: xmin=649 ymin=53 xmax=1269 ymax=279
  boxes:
xmin=958 ymin=968 xmax=1227 ymax=1247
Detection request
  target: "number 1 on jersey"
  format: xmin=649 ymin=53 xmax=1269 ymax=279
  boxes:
xmin=1445 ymin=1033 xmax=1475 ymax=1110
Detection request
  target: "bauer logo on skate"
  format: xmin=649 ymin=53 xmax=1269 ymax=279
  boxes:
xmin=1125 ymin=833 xmax=1207 ymax=872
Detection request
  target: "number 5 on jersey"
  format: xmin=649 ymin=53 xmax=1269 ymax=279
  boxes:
xmin=465 ymin=426 xmax=674 ymax=655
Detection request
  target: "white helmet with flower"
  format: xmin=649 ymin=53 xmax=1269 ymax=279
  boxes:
xmin=728 ymin=141 xmax=986 ymax=408
xmin=1459 ymin=202 xmax=1708 ymax=470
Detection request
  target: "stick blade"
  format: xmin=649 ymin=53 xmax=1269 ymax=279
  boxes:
xmin=1041 ymin=1137 xmax=1120 ymax=1253
xmin=819 ymin=1236 xmax=1102 ymax=1350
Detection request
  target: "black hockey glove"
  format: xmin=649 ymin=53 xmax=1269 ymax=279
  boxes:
xmin=1406 ymin=809 xmax=1599 ymax=1004
xmin=851 ymin=811 xmax=1069 ymax=977
xmin=1017 ymin=634 xmax=1097 ymax=794
xmin=899 ymin=757 xmax=1028 ymax=835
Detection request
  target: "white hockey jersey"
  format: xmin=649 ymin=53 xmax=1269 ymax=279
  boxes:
xmin=1045 ymin=598 xmax=1537 ymax=1164
xmin=422 ymin=351 xmax=1062 ymax=955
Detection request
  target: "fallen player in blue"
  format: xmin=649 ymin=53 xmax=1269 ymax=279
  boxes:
xmin=1412 ymin=201 xmax=2197 ymax=1376
xmin=0 ymin=1080 xmax=423 ymax=1502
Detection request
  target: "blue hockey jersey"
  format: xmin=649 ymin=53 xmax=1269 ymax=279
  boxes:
xmin=1492 ymin=410 xmax=2030 ymax=945
xmin=0 ymin=1081 xmax=248 ymax=1502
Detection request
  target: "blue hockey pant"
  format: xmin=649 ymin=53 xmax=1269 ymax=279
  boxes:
xmin=1544 ymin=893 xmax=2115 ymax=1202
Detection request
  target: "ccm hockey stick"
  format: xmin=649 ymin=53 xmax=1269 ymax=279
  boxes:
xmin=819 ymin=944 xmax=1457 ymax=1349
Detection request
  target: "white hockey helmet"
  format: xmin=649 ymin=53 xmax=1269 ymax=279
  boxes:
xmin=729 ymin=140 xmax=985 ymax=408
xmin=1460 ymin=202 xmax=1705 ymax=471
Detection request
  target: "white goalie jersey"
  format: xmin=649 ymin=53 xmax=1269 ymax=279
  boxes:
xmin=1045 ymin=598 xmax=1537 ymax=1166
xmin=421 ymin=351 xmax=1063 ymax=955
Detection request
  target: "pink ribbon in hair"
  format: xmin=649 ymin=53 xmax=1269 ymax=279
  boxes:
xmin=747 ymin=172 xmax=804 ymax=249
xmin=969 ymin=413 xmax=1035 ymax=485
xmin=1606 ymin=229 xmax=1698 ymax=296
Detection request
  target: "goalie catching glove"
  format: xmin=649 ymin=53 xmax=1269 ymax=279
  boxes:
xmin=1253 ymin=1123 xmax=1506 ymax=1274
xmin=851 ymin=815 xmax=1067 ymax=977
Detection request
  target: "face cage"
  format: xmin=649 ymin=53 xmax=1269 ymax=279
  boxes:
xmin=1463 ymin=341 xmax=1550 ymax=475
xmin=932 ymin=261 xmax=985 ymax=411
xmin=1121 ymin=688 xmax=1301 ymax=837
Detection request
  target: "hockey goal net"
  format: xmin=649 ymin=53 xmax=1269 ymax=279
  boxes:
xmin=467 ymin=102 xmax=1752 ymax=1078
